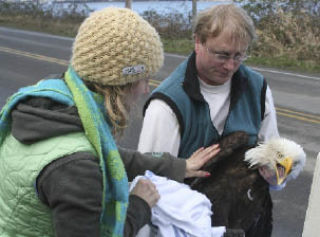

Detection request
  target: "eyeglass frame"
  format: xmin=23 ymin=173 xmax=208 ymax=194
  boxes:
xmin=204 ymin=44 xmax=249 ymax=63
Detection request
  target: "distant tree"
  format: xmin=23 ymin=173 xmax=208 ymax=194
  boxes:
xmin=234 ymin=0 xmax=320 ymax=61
xmin=234 ymin=0 xmax=319 ymax=22
xmin=125 ymin=0 xmax=132 ymax=9
xmin=192 ymin=0 xmax=197 ymax=20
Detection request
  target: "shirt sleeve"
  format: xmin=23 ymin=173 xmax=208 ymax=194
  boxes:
xmin=138 ymin=99 xmax=181 ymax=156
xmin=124 ymin=195 xmax=151 ymax=237
xmin=36 ymin=152 xmax=102 ymax=237
xmin=258 ymin=86 xmax=280 ymax=142
xmin=269 ymin=181 xmax=287 ymax=191
xmin=118 ymin=147 xmax=186 ymax=182
xmin=36 ymin=152 xmax=152 ymax=237
xmin=258 ymin=86 xmax=286 ymax=190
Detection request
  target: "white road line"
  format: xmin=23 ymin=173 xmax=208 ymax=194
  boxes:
xmin=0 ymin=26 xmax=73 ymax=41
xmin=251 ymin=67 xmax=320 ymax=81
xmin=164 ymin=52 xmax=187 ymax=59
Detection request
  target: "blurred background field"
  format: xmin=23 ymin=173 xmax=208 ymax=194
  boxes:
xmin=0 ymin=0 xmax=319 ymax=73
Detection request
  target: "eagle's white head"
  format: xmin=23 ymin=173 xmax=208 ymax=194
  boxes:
xmin=244 ymin=137 xmax=306 ymax=185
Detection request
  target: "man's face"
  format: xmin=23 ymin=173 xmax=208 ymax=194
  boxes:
xmin=126 ymin=78 xmax=150 ymax=105
xmin=195 ymin=31 xmax=249 ymax=85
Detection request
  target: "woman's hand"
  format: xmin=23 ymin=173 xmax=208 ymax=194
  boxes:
xmin=258 ymin=165 xmax=278 ymax=185
xmin=185 ymin=144 xmax=220 ymax=178
xmin=130 ymin=179 xmax=160 ymax=207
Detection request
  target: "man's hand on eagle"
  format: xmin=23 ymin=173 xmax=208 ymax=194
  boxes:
xmin=185 ymin=144 xmax=220 ymax=178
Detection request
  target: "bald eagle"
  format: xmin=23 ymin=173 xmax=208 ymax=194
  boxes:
xmin=189 ymin=132 xmax=306 ymax=237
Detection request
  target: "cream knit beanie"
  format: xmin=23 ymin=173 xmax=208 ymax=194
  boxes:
xmin=71 ymin=7 xmax=164 ymax=86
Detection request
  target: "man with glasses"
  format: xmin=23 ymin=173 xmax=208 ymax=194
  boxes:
xmin=138 ymin=4 xmax=279 ymax=160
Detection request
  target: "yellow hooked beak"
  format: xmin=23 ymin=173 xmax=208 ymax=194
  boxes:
xmin=275 ymin=157 xmax=293 ymax=185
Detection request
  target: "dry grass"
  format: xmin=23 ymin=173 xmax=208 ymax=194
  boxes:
xmin=253 ymin=10 xmax=320 ymax=61
xmin=0 ymin=1 xmax=319 ymax=73
xmin=0 ymin=14 xmax=81 ymax=37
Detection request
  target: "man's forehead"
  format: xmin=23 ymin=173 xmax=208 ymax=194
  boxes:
xmin=206 ymin=24 xmax=250 ymax=46
xmin=206 ymin=34 xmax=249 ymax=52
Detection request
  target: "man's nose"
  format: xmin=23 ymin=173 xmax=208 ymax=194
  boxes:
xmin=223 ymin=58 xmax=238 ymax=71
xmin=144 ymin=81 xmax=150 ymax=95
xmin=145 ymin=84 xmax=150 ymax=94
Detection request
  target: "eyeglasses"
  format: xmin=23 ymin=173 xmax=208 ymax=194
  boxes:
xmin=205 ymin=46 xmax=248 ymax=63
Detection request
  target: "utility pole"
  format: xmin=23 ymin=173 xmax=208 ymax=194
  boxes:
xmin=192 ymin=0 xmax=197 ymax=20
xmin=125 ymin=0 xmax=132 ymax=9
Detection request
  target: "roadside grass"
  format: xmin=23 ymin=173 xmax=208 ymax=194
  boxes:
xmin=161 ymin=38 xmax=193 ymax=56
xmin=1 ymin=10 xmax=319 ymax=74
xmin=0 ymin=15 xmax=82 ymax=37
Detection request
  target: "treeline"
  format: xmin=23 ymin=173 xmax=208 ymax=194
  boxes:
xmin=145 ymin=0 xmax=320 ymax=69
xmin=0 ymin=0 xmax=319 ymax=72
xmin=235 ymin=0 xmax=320 ymax=63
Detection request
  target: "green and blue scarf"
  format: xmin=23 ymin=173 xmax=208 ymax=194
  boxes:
xmin=0 ymin=66 xmax=129 ymax=236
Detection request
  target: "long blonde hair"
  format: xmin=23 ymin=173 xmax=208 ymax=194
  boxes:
xmin=89 ymin=82 xmax=134 ymax=137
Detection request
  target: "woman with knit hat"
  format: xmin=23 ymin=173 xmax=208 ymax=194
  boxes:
xmin=0 ymin=7 xmax=220 ymax=237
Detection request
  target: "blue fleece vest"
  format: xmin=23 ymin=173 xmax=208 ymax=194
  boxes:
xmin=149 ymin=59 xmax=265 ymax=158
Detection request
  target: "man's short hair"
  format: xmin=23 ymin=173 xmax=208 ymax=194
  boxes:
xmin=193 ymin=4 xmax=256 ymax=45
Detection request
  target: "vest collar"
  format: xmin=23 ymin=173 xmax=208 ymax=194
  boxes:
xmin=182 ymin=51 xmax=248 ymax=108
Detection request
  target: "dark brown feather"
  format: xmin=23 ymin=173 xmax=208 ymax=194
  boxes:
xmin=189 ymin=132 xmax=273 ymax=237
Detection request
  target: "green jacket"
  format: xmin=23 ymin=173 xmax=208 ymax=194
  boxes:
xmin=0 ymin=132 xmax=96 ymax=236
xmin=0 ymin=70 xmax=130 ymax=236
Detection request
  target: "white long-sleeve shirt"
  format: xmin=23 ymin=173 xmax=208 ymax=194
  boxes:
xmin=138 ymin=79 xmax=279 ymax=156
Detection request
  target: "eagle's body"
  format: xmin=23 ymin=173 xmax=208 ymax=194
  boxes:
xmin=191 ymin=145 xmax=273 ymax=237
xmin=189 ymin=132 xmax=305 ymax=237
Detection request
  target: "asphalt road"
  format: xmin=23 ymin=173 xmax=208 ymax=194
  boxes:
xmin=1 ymin=26 xmax=320 ymax=237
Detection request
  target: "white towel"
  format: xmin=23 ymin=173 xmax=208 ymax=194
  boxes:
xmin=130 ymin=170 xmax=226 ymax=237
